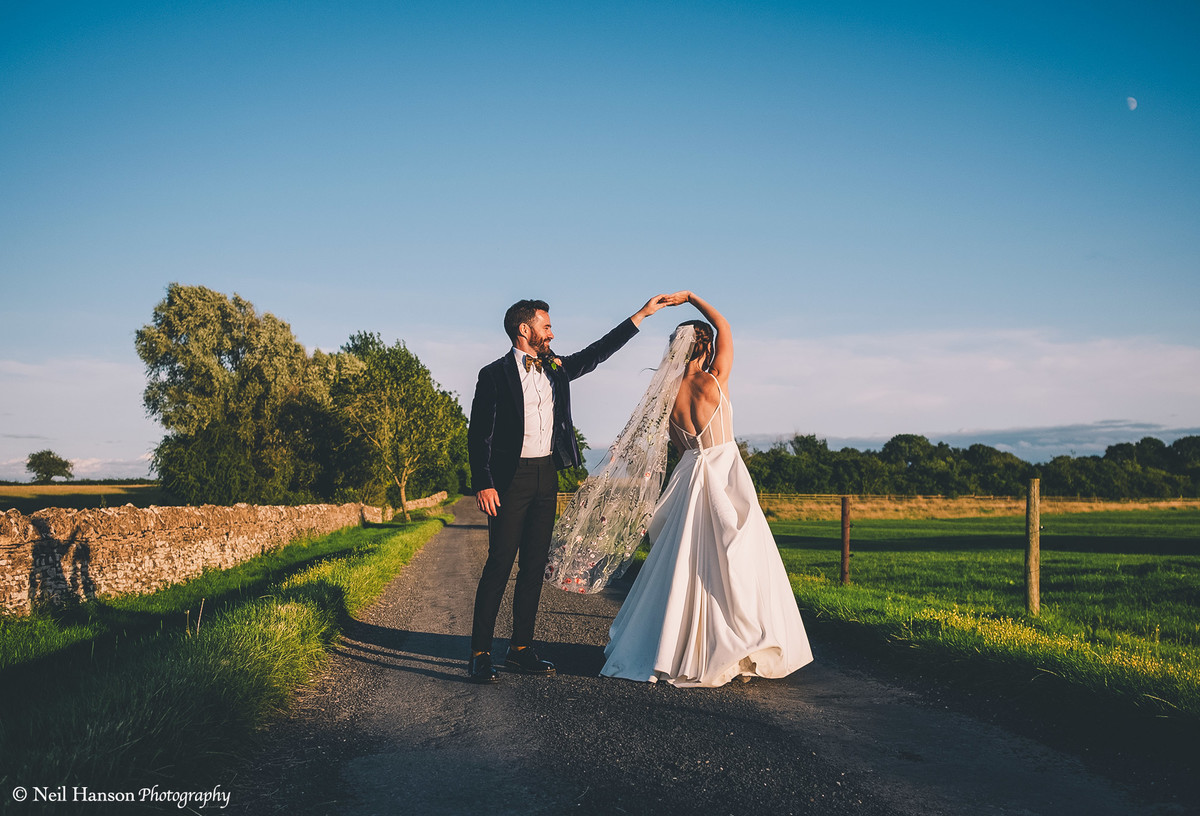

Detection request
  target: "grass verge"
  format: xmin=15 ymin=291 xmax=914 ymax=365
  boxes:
xmin=0 ymin=521 xmax=421 ymax=674
xmin=0 ymin=512 xmax=449 ymax=797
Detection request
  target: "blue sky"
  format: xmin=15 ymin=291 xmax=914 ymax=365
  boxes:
xmin=2 ymin=0 xmax=1198 ymax=479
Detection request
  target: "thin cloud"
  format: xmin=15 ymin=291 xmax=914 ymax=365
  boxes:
xmin=68 ymin=455 xmax=154 ymax=480
xmin=0 ymin=357 xmax=161 ymax=479
xmin=732 ymin=330 xmax=1200 ymax=440
xmin=742 ymin=420 xmax=1200 ymax=464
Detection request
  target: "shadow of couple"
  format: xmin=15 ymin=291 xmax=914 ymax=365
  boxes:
xmin=332 ymin=613 xmax=611 ymax=683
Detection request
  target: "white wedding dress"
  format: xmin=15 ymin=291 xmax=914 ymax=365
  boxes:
xmin=600 ymin=376 xmax=814 ymax=687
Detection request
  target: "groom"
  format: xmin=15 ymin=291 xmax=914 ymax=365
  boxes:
xmin=467 ymin=293 xmax=684 ymax=683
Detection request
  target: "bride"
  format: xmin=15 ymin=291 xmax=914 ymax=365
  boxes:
xmin=546 ymin=292 xmax=814 ymax=687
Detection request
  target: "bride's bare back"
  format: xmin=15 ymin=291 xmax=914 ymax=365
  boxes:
xmin=667 ymin=292 xmax=734 ymax=450
xmin=671 ymin=374 xmax=720 ymax=440
xmin=670 ymin=371 xmax=736 ymax=450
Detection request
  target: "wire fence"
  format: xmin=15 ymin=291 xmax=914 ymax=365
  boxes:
xmin=556 ymin=491 xmax=1200 ymax=520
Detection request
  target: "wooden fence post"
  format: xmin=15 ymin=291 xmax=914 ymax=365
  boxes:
xmin=1025 ymin=478 xmax=1040 ymax=616
xmin=841 ymin=496 xmax=851 ymax=586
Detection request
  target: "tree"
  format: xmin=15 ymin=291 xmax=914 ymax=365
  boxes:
xmin=830 ymin=447 xmax=891 ymax=494
xmin=1170 ymin=436 xmax=1200 ymax=493
xmin=336 ymin=332 xmax=467 ymax=520
xmin=880 ymin=434 xmax=935 ymax=469
xmin=788 ymin=434 xmax=834 ymax=493
xmin=136 ymin=284 xmax=311 ymax=436
xmin=745 ymin=444 xmax=801 ymax=493
xmin=963 ymin=444 xmax=1033 ymax=496
xmin=152 ymin=423 xmax=262 ymax=505
xmin=135 ymin=283 xmax=349 ymax=504
xmin=1133 ymin=436 xmax=1170 ymax=470
xmin=1104 ymin=442 xmax=1138 ymax=465
xmin=26 ymin=449 xmax=72 ymax=483
xmin=1170 ymin=436 xmax=1200 ymax=469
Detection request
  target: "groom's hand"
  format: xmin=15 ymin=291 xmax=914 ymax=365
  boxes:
xmin=631 ymin=291 xmax=688 ymax=326
xmin=476 ymin=488 xmax=501 ymax=516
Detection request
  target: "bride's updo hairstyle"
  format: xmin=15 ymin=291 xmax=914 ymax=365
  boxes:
xmin=676 ymin=320 xmax=715 ymax=370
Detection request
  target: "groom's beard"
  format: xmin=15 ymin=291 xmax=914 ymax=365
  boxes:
xmin=529 ymin=330 xmax=552 ymax=356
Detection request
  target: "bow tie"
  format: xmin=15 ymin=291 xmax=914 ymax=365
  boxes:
xmin=523 ymin=355 xmax=544 ymax=373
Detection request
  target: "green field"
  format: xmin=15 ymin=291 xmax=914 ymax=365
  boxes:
xmin=772 ymin=509 xmax=1200 ymax=719
xmin=0 ymin=483 xmax=172 ymax=514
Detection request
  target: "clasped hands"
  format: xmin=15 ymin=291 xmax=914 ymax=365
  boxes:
xmin=631 ymin=291 xmax=689 ymax=327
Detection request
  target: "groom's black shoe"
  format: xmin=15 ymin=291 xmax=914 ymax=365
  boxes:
xmin=468 ymin=652 xmax=499 ymax=684
xmin=504 ymin=646 xmax=556 ymax=675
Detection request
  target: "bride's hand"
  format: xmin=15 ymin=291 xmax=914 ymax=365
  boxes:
xmin=632 ymin=292 xmax=688 ymax=325
xmin=644 ymin=292 xmax=689 ymax=312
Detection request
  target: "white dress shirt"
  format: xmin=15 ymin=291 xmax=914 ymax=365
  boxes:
xmin=515 ymin=349 xmax=554 ymax=458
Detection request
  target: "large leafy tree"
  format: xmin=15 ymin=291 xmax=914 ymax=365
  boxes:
xmin=135 ymin=284 xmax=349 ymax=504
xmin=335 ymin=332 xmax=467 ymax=519
xmin=136 ymin=284 xmax=310 ymax=436
xmin=26 ymin=449 xmax=73 ymax=483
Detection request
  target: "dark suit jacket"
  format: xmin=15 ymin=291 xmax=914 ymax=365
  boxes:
xmin=468 ymin=318 xmax=640 ymax=494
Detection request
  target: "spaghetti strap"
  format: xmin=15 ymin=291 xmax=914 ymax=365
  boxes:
xmin=706 ymin=371 xmax=726 ymax=402
xmin=673 ymin=373 xmax=733 ymax=450
xmin=702 ymin=372 xmax=730 ymax=427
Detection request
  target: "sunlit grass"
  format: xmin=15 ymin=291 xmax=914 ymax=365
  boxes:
xmin=774 ymin=509 xmax=1200 ymax=718
xmin=0 ymin=483 xmax=172 ymax=513
xmin=0 ymin=523 xmax=404 ymax=673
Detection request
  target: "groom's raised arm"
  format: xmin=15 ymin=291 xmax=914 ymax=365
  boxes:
xmin=561 ymin=293 xmax=687 ymax=381
xmin=560 ymin=319 xmax=639 ymax=381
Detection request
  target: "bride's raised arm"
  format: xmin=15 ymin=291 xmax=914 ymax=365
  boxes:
xmin=683 ymin=292 xmax=733 ymax=383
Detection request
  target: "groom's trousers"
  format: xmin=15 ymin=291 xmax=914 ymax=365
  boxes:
xmin=471 ymin=455 xmax=558 ymax=653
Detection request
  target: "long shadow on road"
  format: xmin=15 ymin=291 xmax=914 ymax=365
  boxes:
xmin=335 ymin=617 xmax=611 ymax=681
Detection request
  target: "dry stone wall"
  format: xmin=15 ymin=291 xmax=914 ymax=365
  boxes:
xmin=0 ymin=502 xmax=385 ymax=616
xmin=398 ymin=491 xmax=448 ymax=512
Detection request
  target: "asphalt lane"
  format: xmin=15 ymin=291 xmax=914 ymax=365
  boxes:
xmin=228 ymin=499 xmax=1167 ymax=816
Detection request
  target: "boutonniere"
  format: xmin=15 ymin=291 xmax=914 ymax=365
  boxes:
xmin=542 ymin=351 xmax=563 ymax=373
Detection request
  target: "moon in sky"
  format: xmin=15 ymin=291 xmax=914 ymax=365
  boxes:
xmin=1127 ymin=96 xmax=1138 ymax=111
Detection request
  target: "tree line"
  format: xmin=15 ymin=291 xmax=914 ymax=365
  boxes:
xmin=135 ymin=284 xmax=469 ymax=515
xmin=740 ymin=433 xmax=1200 ymax=498
xmin=129 ymin=284 xmax=1197 ymax=506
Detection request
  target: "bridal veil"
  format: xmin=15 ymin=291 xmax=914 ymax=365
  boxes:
xmin=544 ymin=324 xmax=696 ymax=593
